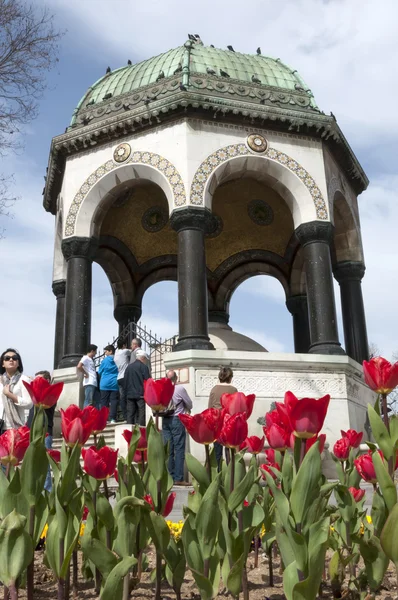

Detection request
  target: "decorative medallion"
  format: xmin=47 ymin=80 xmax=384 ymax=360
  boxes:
xmin=142 ymin=206 xmax=168 ymax=233
xmin=247 ymin=133 xmax=268 ymax=153
xmin=206 ymin=214 xmax=223 ymax=239
xmin=248 ymin=200 xmax=274 ymax=226
xmin=113 ymin=143 xmax=131 ymax=163
xmin=189 ymin=142 xmax=328 ymax=220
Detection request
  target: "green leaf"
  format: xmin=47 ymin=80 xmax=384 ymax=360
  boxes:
xmin=228 ymin=466 xmax=255 ymax=513
xmin=371 ymin=488 xmax=387 ymax=537
xmin=100 ymin=556 xmax=137 ymax=600
xmin=360 ymin=535 xmax=389 ymax=592
xmin=368 ymin=404 xmax=394 ymax=459
xmin=335 ymin=486 xmax=356 ymax=523
xmin=290 ymin=442 xmax=321 ymax=527
xmin=389 ymin=414 xmax=398 ymax=448
xmin=147 ymin=511 xmax=170 ymax=553
xmin=185 ymin=453 xmax=210 ymax=492
xmin=372 ymin=451 xmax=397 ymax=513
xmin=281 ymin=450 xmax=293 ymax=496
xmin=20 ymin=439 xmax=48 ymax=505
xmin=147 ymin=422 xmax=165 ymax=482
xmin=0 ymin=510 xmax=33 ymax=587
xmin=380 ymin=503 xmax=398 ymax=568
xmin=196 ymin=476 xmax=222 ymax=561
xmin=81 ymin=535 xmax=118 ymax=579
xmin=226 ymin=553 xmax=245 ymax=596
xmin=59 ymin=443 xmax=82 ymax=505
xmin=96 ymin=493 xmax=115 ymax=531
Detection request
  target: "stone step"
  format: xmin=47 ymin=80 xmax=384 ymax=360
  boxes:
xmin=52 ymin=421 xmax=122 ymax=450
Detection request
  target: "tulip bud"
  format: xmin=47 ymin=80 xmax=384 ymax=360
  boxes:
xmin=348 ymin=487 xmax=365 ymax=502
xmin=333 ymin=437 xmax=351 ymax=461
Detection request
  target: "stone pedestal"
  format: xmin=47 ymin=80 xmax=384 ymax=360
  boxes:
xmin=51 ymin=366 xmax=84 ymax=436
xmin=164 ymin=350 xmax=375 ymax=464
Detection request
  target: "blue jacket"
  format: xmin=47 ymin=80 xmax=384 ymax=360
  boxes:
xmin=98 ymin=355 xmax=119 ymax=391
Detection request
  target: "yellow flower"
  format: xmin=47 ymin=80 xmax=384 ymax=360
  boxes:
xmin=259 ymin=524 xmax=266 ymax=539
xmin=166 ymin=520 xmax=184 ymax=541
xmin=366 ymin=515 xmax=372 ymax=524
xmin=41 ymin=524 xmax=48 ymax=539
xmin=80 ymin=523 xmax=85 ymax=537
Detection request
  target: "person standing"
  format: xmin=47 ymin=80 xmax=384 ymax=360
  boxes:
xmin=163 ymin=370 xmax=192 ymax=485
xmin=27 ymin=370 xmax=55 ymax=491
xmin=114 ymin=338 xmax=131 ymax=421
xmin=123 ymin=350 xmax=150 ymax=425
xmin=0 ymin=348 xmax=32 ymax=430
xmin=129 ymin=338 xmax=142 ymax=363
xmin=98 ymin=345 xmax=119 ymax=423
xmin=77 ymin=344 xmax=98 ymax=408
xmin=208 ymin=367 xmax=237 ymax=468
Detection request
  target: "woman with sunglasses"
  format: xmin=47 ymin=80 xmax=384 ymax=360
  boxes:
xmin=0 ymin=348 xmax=32 ymax=431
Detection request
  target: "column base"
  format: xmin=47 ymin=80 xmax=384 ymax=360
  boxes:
xmin=58 ymin=354 xmax=82 ymax=368
xmin=309 ymin=341 xmax=346 ymax=356
xmin=174 ymin=336 xmax=215 ymax=352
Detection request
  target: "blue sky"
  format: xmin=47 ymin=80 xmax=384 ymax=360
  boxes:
xmin=1 ymin=0 xmax=398 ymax=375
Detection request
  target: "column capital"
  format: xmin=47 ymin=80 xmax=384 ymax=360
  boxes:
xmin=113 ymin=304 xmax=142 ymax=324
xmin=52 ymin=279 xmax=66 ymax=298
xmin=208 ymin=310 xmax=230 ymax=325
xmin=295 ymin=221 xmax=334 ymax=247
xmin=61 ymin=236 xmax=98 ymax=261
xmin=334 ymin=261 xmax=366 ymax=283
xmin=170 ymin=207 xmax=213 ymax=234
xmin=286 ymin=294 xmax=307 ymax=316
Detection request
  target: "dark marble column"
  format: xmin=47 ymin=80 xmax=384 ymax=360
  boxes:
xmin=59 ymin=237 xmax=98 ymax=368
xmin=52 ymin=280 xmax=66 ymax=370
xmin=208 ymin=309 xmax=230 ymax=326
xmin=114 ymin=304 xmax=142 ymax=339
xmin=170 ymin=208 xmax=214 ymax=351
xmin=295 ymin=222 xmax=344 ymax=355
xmin=334 ymin=261 xmax=369 ymax=363
xmin=286 ymin=294 xmax=311 ymax=354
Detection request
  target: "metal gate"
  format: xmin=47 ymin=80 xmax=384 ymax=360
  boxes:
xmin=95 ymin=320 xmax=176 ymax=380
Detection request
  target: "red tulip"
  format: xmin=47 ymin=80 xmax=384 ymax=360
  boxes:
xmin=260 ymin=462 xmax=281 ymax=480
xmin=179 ymin=408 xmax=224 ymax=445
xmin=348 ymin=487 xmax=365 ymax=502
xmin=264 ymin=449 xmax=276 ymax=463
xmin=221 ymin=392 xmax=256 ymax=418
xmin=144 ymin=378 xmax=174 ymax=412
xmin=243 ymin=500 xmax=250 ymax=507
xmin=333 ymin=437 xmax=351 ymax=461
xmin=341 ymin=429 xmax=363 ymax=448
xmin=133 ymin=449 xmax=147 ymax=463
xmin=82 ymin=446 xmax=118 ymax=480
xmin=363 ymin=357 xmax=398 ymax=395
xmin=47 ymin=449 xmax=61 ymax=463
xmin=263 ymin=422 xmax=290 ymax=451
xmin=61 ymin=404 xmax=95 ymax=447
xmin=354 ymin=451 xmax=380 ymax=483
xmin=0 ymin=426 xmax=30 ymax=466
xmin=275 ymin=391 xmax=298 ymax=425
xmin=23 ymin=378 xmax=63 ymax=409
xmin=306 ymin=433 xmax=326 ymax=454
xmin=144 ymin=492 xmax=176 ymax=517
xmin=85 ymin=406 xmax=109 ymax=434
xmin=82 ymin=506 xmax=89 ymax=521
xmin=122 ymin=427 xmax=147 ymax=451
xmin=287 ymin=393 xmax=330 ymax=439
xmin=218 ymin=412 xmax=248 ymax=449
xmin=240 ymin=435 xmax=265 ymax=454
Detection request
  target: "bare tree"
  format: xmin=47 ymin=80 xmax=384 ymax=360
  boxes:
xmin=0 ymin=0 xmax=64 ymax=232
xmin=368 ymin=341 xmax=380 ymax=359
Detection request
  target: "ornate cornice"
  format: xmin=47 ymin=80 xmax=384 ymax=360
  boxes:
xmin=52 ymin=279 xmax=66 ymax=298
xmin=333 ymin=261 xmax=365 ymax=283
xmin=170 ymin=207 xmax=213 ymax=233
xmin=61 ymin=237 xmax=99 ymax=260
xmin=295 ymin=221 xmax=334 ymax=247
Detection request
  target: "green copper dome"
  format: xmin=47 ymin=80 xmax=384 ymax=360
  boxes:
xmin=71 ymin=41 xmax=318 ymax=124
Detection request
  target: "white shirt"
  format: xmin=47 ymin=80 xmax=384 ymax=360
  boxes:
xmin=114 ymin=348 xmax=131 ymax=380
xmin=79 ymin=355 xmax=97 ymax=387
xmin=0 ymin=374 xmax=33 ymax=430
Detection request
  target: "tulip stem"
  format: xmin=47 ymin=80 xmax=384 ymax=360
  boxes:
xmin=4 ymin=586 xmax=9 ymax=600
xmin=58 ymin=538 xmax=65 ymax=600
xmin=155 ymin=480 xmax=162 ymax=600
xmin=228 ymin=448 xmax=236 ymax=530
xmin=8 ymin=586 xmax=17 ymax=600
xmin=205 ymin=444 xmax=211 ymax=481
xmin=26 ymin=504 xmax=35 ymax=600
xmin=92 ymin=490 xmax=101 ymax=594
xmin=299 ymin=438 xmax=306 ymax=468
xmin=5 ymin=463 xmax=10 ymax=479
xmin=103 ymin=478 xmax=109 ymax=500
xmin=268 ymin=542 xmax=274 ymax=587
xmin=155 ymin=414 xmax=159 ymax=431
xmin=238 ymin=510 xmax=249 ymax=600
xmin=254 ymin=534 xmax=260 ymax=568
xmin=141 ymin=451 xmax=146 ymax=476
xmin=381 ymin=393 xmax=390 ymax=432
xmin=72 ymin=549 xmax=78 ymax=598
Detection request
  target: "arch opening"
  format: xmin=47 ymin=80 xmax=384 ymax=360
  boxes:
xmin=333 ymin=191 xmax=363 ymax=263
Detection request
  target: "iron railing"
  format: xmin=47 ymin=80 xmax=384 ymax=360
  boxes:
xmin=94 ymin=320 xmax=177 ymax=380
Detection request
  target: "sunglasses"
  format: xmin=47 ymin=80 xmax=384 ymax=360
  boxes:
xmin=3 ymin=355 xmax=18 ymax=362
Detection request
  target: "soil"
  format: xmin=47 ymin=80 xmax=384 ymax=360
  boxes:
xmin=1 ymin=548 xmax=397 ymax=599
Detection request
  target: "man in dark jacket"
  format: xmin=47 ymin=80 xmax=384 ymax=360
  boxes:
xmin=123 ymin=351 xmax=150 ymax=425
